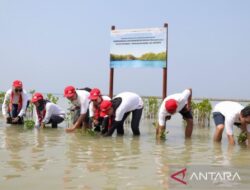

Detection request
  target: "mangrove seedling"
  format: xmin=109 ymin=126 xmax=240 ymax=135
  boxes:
xmin=238 ymin=131 xmax=247 ymax=144
xmin=81 ymin=128 xmax=98 ymax=137
xmin=148 ymin=96 xmax=159 ymax=119
xmin=24 ymin=119 xmax=35 ymax=129
xmin=160 ymin=130 xmax=169 ymax=140
xmin=27 ymin=89 xmax=36 ymax=118
xmin=0 ymin=92 xmax=5 ymax=105
xmin=46 ymin=93 xmax=59 ymax=104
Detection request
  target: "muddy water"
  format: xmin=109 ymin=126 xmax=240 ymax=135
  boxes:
xmin=0 ymin=115 xmax=249 ymax=190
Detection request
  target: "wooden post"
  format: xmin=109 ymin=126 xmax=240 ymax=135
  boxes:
xmin=162 ymin=23 xmax=168 ymax=100
xmin=109 ymin=25 xmax=115 ymax=98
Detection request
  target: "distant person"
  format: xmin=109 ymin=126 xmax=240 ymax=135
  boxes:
xmin=213 ymin=101 xmax=250 ymax=145
xmin=64 ymin=86 xmax=90 ymax=132
xmin=99 ymin=92 xmax=143 ymax=136
xmin=88 ymin=88 xmax=111 ymax=132
xmin=32 ymin=93 xmax=65 ymax=128
xmin=156 ymin=88 xmax=193 ymax=139
xmin=2 ymin=80 xmax=29 ymax=124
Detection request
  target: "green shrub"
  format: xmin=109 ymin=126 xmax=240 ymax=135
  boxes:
xmin=27 ymin=90 xmax=36 ymax=118
xmin=192 ymin=99 xmax=212 ymax=127
xmin=46 ymin=93 xmax=59 ymax=104
xmin=24 ymin=119 xmax=35 ymax=129
xmin=238 ymin=131 xmax=247 ymax=144
xmin=0 ymin=92 xmax=5 ymax=104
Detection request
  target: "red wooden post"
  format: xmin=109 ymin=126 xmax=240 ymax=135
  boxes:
xmin=109 ymin=25 xmax=115 ymax=98
xmin=162 ymin=23 xmax=168 ymax=100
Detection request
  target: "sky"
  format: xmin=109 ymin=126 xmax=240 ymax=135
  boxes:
xmin=0 ymin=0 xmax=250 ymax=99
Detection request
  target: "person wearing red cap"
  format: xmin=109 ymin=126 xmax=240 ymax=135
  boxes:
xmin=64 ymin=85 xmax=91 ymax=132
xmin=88 ymin=88 xmax=111 ymax=132
xmin=1 ymin=80 xmax=29 ymax=124
xmin=32 ymin=93 xmax=65 ymax=128
xmin=156 ymin=88 xmax=193 ymax=139
xmin=99 ymin=92 xmax=144 ymax=136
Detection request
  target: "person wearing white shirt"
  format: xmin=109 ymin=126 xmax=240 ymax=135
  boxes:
xmin=2 ymin=80 xmax=29 ymax=124
xmin=88 ymin=88 xmax=111 ymax=132
xmin=213 ymin=101 xmax=250 ymax=145
xmin=156 ymin=88 xmax=193 ymax=139
xmin=99 ymin=92 xmax=144 ymax=136
xmin=64 ymin=86 xmax=90 ymax=132
xmin=32 ymin=92 xmax=65 ymax=128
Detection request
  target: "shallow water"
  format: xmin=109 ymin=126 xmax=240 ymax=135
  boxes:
xmin=0 ymin=115 xmax=249 ymax=190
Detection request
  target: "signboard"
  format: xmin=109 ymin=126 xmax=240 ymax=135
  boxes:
xmin=110 ymin=27 xmax=167 ymax=68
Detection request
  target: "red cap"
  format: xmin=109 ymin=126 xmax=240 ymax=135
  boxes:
xmin=100 ymin=100 xmax=112 ymax=117
xmin=165 ymin=99 xmax=178 ymax=113
xmin=89 ymin=88 xmax=101 ymax=100
xmin=32 ymin=93 xmax=44 ymax=103
xmin=12 ymin=80 xmax=23 ymax=88
xmin=64 ymin=86 xmax=76 ymax=98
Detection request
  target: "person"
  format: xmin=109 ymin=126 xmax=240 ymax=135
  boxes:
xmin=2 ymin=80 xmax=29 ymax=124
xmin=213 ymin=101 xmax=250 ymax=145
xmin=156 ymin=88 xmax=193 ymax=139
xmin=88 ymin=88 xmax=110 ymax=132
xmin=32 ymin=92 xmax=65 ymax=128
xmin=64 ymin=85 xmax=90 ymax=132
xmin=99 ymin=92 xmax=143 ymax=136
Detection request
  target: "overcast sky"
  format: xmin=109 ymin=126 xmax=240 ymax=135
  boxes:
xmin=0 ymin=0 xmax=250 ymax=99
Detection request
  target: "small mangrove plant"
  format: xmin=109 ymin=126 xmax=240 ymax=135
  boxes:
xmin=46 ymin=93 xmax=59 ymax=104
xmin=0 ymin=92 xmax=5 ymax=105
xmin=192 ymin=99 xmax=212 ymax=127
xmin=24 ymin=90 xmax=36 ymax=129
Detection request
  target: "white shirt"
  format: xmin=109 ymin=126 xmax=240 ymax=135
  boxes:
xmin=71 ymin=90 xmax=90 ymax=114
xmin=35 ymin=102 xmax=65 ymax=126
xmin=114 ymin=92 xmax=143 ymax=121
xmin=2 ymin=89 xmax=29 ymax=117
xmin=213 ymin=101 xmax=246 ymax=135
xmin=158 ymin=89 xmax=191 ymax=126
xmin=89 ymin=95 xmax=111 ymax=117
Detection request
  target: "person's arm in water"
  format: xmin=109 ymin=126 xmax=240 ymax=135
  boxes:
xmin=245 ymin=124 xmax=250 ymax=147
xmin=225 ymin=119 xmax=235 ymax=145
xmin=186 ymin=88 xmax=192 ymax=111
xmin=227 ymin=134 xmax=235 ymax=145
xmin=66 ymin=113 xmax=86 ymax=132
xmin=156 ymin=124 xmax=165 ymax=139
xmin=156 ymin=115 xmax=171 ymax=139
xmin=247 ymin=132 xmax=250 ymax=147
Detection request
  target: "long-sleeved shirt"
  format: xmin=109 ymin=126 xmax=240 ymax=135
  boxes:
xmin=2 ymin=89 xmax=29 ymax=117
xmin=35 ymin=102 xmax=65 ymax=126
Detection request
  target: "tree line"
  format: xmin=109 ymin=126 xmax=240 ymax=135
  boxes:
xmin=110 ymin=52 xmax=166 ymax=61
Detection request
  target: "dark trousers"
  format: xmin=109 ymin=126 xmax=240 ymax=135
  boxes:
xmin=7 ymin=101 xmax=30 ymax=124
xmin=48 ymin=115 xmax=64 ymax=128
xmin=9 ymin=104 xmax=19 ymax=118
xmin=116 ymin=108 xmax=143 ymax=135
xmin=7 ymin=104 xmax=23 ymax=124
xmin=91 ymin=117 xmax=104 ymax=132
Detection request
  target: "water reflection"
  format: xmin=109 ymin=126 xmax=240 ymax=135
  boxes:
xmin=3 ymin=126 xmax=28 ymax=178
xmin=0 ymin=118 xmax=250 ymax=189
xmin=63 ymin=134 xmax=143 ymax=189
